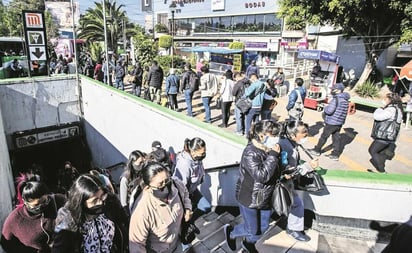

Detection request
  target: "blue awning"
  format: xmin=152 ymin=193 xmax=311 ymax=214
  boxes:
xmin=180 ymin=46 xmax=243 ymax=55
xmin=297 ymin=49 xmax=340 ymax=64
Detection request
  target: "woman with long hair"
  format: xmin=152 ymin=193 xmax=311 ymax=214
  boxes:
xmin=368 ymin=93 xmax=404 ymax=173
xmin=224 ymin=120 xmax=281 ymax=253
xmin=119 ymin=150 xmax=146 ymax=214
xmin=129 ymin=161 xmax=192 ymax=253
xmin=1 ymin=181 xmax=66 ymax=252
xmin=52 ymin=174 xmax=128 ymax=253
xmin=173 ymin=137 xmax=210 ymax=221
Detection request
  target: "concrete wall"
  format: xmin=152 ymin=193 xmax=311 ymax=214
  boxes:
xmin=0 ymin=103 xmax=15 ymax=253
xmin=0 ymin=76 xmax=81 ymax=148
xmin=80 ymin=78 xmax=245 ymax=171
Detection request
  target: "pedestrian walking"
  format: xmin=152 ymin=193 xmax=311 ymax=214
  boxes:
xmin=308 ymin=83 xmax=350 ymax=161
xmin=199 ymin=66 xmax=218 ymax=123
xmin=368 ymin=93 xmax=403 ymax=173
xmin=180 ymin=63 xmax=198 ymax=117
xmin=147 ymin=60 xmax=164 ymax=104
xmin=232 ymin=71 xmax=250 ymax=135
xmin=244 ymin=73 xmax=265 ymax=134
xmin=286 ymin=78 xmax=306 ymax=121
xmin=165 ymin=68 xmax=180 ymax=111
xmin=217 ymin=70 xmax=234 ymax=127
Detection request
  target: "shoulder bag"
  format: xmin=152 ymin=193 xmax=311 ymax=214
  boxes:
xmin=271 ymin=178 xmax=294 ymax=217
xmin=173 ymin=180 xmax=199 ymax=245
xmin=371 ymin=106 xmax=401 ymax=141
xmin=236 ymin=83 xmax=265 ymax=114
xmin=295 ymin=145 xmax=326 ymax=192
xmin=288 ymin=90 xmax=304 ymax=119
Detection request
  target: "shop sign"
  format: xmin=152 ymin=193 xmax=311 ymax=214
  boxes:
xmin=245 ymin=1 xmax=265 ymax=8
xmin=280 ymin=36 xmax=308 ymax=49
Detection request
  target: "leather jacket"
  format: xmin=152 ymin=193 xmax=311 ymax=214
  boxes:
xmin=236 ymin=140 xmax=280 ymax=209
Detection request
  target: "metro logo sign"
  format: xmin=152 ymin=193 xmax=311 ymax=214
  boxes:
xmin=25 ymin=13 xmax=43 ymax=28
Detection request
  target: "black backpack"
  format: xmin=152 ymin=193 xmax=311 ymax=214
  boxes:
xmin=188 ymin=71 xmax=199 ymax=92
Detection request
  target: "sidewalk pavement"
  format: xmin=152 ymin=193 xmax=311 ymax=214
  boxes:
xmin=176 ymin=91 xmax=412 ymax=175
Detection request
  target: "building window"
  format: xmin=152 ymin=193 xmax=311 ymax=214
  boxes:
xmin=264 ymin=14 xmax=281 ymax=32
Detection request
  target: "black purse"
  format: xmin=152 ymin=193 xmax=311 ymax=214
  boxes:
xmin=271 ymin=178 xmax=294 ymax=217
xmin=173 ymin=180 xmax=200 ymax=245
xmin=235 ymin=97 xmax=252 ymax=113
xmin=296 ymin=171 xmax=325 ymax=192
xmin=371 ymin=106 xmax=400 ymax=141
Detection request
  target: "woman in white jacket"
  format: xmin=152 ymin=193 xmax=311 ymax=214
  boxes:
xmin=217 ymin=70 xmax=234 ymax=127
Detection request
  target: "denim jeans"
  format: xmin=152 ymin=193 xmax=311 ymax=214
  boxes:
xmin=115 ymin=77 xmax=124 ymax=90
xmin=190 ymin=189 xmax=211 ymax=221
xmin=287 ymin=192 xmax=304 ymax=231
xmin=231 ymin=203 xmax=271 ymax=243
xmin=168 ymin=94 xmax=178 ymax=110
xmin=202 ymin=96 xmax=212 ymax=122
xmin=314 ymin=124 xmax=342 ymax=155
xmin=132 ymin=83 xmax=142 ymax=97
xmin=184 ymin=89 xmax=194 ymax=116
xmin=234 ymin=107 xmax=245 ymax=134
xmin=245 ymin=107 xmax=260 ymax=135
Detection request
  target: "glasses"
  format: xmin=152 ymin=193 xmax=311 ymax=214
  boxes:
xmin=149 ymin=178 xmax=171 ymax=190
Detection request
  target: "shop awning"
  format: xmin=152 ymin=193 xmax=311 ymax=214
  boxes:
xmin=180 ymin=46 xmax=243 ymax=55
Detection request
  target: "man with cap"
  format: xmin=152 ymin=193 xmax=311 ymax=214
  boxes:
xmin=308 ymin=83 xmax=350 ymax=161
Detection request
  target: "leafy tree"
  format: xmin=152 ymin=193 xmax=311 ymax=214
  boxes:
xmin=78 ymin=0 xmax=136 ymax=55
xmin=0 ymin=0 xmax=58 ymax=40
xmin=278 ymin=0 xmax=411 ymax=88
xmin=132 ymin=31 xmax=158 ymax=68
xmin=158 ymin=35 xmax=172 ymax=49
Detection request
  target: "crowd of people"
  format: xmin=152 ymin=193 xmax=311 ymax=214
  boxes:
xmin=1 ymin=56 xmax=408 ymax=252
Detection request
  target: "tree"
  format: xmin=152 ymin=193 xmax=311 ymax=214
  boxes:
xmin=132 ymin=31 xmax=158 ymax=67
xmin=278 ymin=0 xmax=411 ymax=88
xmin=0 ymin=0 xmax=58 ymax=39
xmin=78 ymin=0 xmax=136 ymax=55
xmin=158 ymin=35 xmax=172 ymax=49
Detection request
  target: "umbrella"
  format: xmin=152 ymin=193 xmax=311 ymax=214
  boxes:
xmin=399 ymin=60 xmax=412 ymax=81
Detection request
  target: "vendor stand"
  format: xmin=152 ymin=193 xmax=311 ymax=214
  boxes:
xmin=297 ymin=49 xmax=340 ymax=111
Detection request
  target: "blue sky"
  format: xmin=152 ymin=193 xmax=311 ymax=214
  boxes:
xmin=79 ymin=0 xmax=145 ymax=26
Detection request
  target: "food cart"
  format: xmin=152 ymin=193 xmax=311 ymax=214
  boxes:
xmin=297 ymin=49 xmax=340 ymax=111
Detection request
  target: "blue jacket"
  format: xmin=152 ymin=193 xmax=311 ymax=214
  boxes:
xmin=324 ymin=92 xmax=351 ymax=126
xmin=244 ymin=80 xmax=265 ymax=108
xmin=286 ymin=86 xmax=306 ymax=110
xmin=165 ymin=74 xmax=179 ymax=95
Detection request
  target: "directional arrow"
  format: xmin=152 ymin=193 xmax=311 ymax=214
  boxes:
xmin=32 ymin=48 xmax=44 ymax=59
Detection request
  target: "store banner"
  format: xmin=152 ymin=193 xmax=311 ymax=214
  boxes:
xmin=211 ymin=0 xmax=225 ymax=11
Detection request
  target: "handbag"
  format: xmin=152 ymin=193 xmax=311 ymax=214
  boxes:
xmin=296 ymin=171 xmax=325 ymax=192
xmin=271 ymin=179 xmax=294 ymax=217
xmin=216 ymin=97 xmax=222 ymax=109
xmin=236 ymin=83 xmax=265 ymax=114
xmin=371 ymin=107 xmax=400 ymax=141
xmin=173 ymin=180 xmax=200 ymax=244
xmin=235 ymin=97 xmax=252 ymax=113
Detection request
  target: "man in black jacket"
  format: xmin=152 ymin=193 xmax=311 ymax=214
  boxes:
xmin=232 ymin=71 xmax=250 ymax=135
xmin=147 ymin=60 xmax=164 ymax=104
xmin=179 ymin=63 xmax=196 ymax=117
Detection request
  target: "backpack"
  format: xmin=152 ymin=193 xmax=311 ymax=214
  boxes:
xmin=288 ymin=89 xmax=304 ymax=120
xmin=188 ymin=71 xmax=199 ymax=92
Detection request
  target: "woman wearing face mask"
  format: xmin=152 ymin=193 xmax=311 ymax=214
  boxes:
xmin=52 ymin=174 xmax=128 ymax=253
xmin=119 ymin=150 xmax=146 ymax=216
xmin=173 ymin=137 xmax=211 ymax=222
xmin=129 ymin=161 xmax=192 ymax=253
xmin=368 ymin=93 xmax=403 ymax=173
xmin=1 ymin=181 xmax=66 ymax=252
xmin=278 ymin=120 xmax=319 ymax=242
xmin=224 ymin=120 xmax=281 ymax=253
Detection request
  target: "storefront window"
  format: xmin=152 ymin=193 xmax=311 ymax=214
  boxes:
xmin=264 ymin=14 xmax=282 ymax=32
xmin=219 ymin=16 xmax=232 ymax=33
xmin=175 ymin=19 xmax=192 ymax=36
xmin=206 ymin=17 xmax=219 ymax=32
xmin=193 ymin=18 xmax=207 ymax=33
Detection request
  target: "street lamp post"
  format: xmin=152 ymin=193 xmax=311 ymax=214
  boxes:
xmin=102 ymin=0 xmax=110 ymax=85
xmin=169 ymin=2 xmax=176 ymax=69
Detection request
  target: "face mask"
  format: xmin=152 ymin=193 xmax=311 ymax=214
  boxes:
xmin=25 ymin=196 xmax=50 ymax=215
xmin=263 ymin=136 xmax=279 ymax=149
xmin=193 ymin=153 xmax=206 ymax=161
xmin=152 ymin=181 xmax=171 ymax=199
xmin=84 ymin=204 xmax=105 ymax=215
xmin=297 ymin=137 xmax=307 ymax=145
